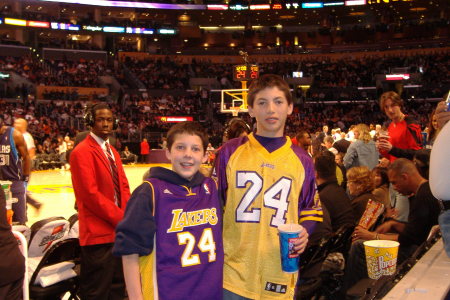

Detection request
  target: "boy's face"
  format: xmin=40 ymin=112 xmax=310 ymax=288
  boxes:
xmin=165 ymin=133 xmax=207 ymax=181
xmin=383 ymin=98 xmax=402 ymax=122
xmin=248 ymin=86 xmax=293 ymax=138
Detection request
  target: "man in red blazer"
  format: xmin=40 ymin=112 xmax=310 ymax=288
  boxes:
xmin=70 ymin=103 xmax=130 ymax=300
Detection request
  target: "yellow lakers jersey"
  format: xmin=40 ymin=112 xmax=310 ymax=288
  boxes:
xmin=214 ymin=133 xmax=322 ymax=300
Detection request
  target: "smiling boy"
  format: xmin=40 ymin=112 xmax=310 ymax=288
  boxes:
xmin=113 ymin=121 xmax=223 ymax=300
xmin=214 ymin=74 xmax=323 ymax=299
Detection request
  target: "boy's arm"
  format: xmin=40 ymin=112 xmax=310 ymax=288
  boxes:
xmin=212 ymin=148 xmax=228 ymax=206
xmin=298 ymin=155 xmax=323 ymax=234
xmin=122 ymin=254 xmax=144 ymax=300
xmin=113 ymin=182 xmax=156 ymax=256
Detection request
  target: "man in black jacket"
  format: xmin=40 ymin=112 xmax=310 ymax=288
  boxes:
xmin=315 ymin=152 xmax=356 ymax=232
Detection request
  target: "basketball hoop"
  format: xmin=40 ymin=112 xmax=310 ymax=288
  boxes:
xmin=231 ymin=107 xmax=240 ymax=117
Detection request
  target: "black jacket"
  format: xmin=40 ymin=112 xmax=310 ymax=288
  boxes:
xmin=318 ymin=180 xmax=356 ymax=232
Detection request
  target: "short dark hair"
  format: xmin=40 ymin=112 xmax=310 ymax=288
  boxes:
xmin=388 ymin=158 xmax=418 ymax=177
xmin=247 ymin=74 xmax=292 ymax=107
xmin=295 ymin=129 xmax=310 ymax=141
xmin=92 ymin=103 xmax=112 ymax=119
xmin=166 ymin=121 xmax=209 ymax=152
xmin=314 ymin=151 xmax=337 ymax=180
xmin=224 ymin=118 xmax=251 ymax=140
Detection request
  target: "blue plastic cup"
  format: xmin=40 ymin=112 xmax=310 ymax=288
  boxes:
xmin=278 ymin=224 xmax=302 ymax=273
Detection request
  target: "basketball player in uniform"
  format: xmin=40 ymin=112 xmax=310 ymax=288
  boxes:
xmin=113 ymin=122 xmax=223 ymax=300
xmin=70 ymin=103 xmax=130 ymax=300
xmin=213 ymin=74 xmax=323 ymax=300
xmin=0 ymin=118 xmax=31 ymax=224
xmin=14 ymin=118 xmax=42 ymax=210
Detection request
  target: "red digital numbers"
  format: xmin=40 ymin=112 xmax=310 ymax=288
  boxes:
xmin=236 ymin=70 xmax=246 ymax=79
xmin=233 ymin=65 xmax=259 ymax=81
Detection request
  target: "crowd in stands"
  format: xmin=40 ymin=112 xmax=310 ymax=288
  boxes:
xmin=121 ymin=52 xmax=449 ymax=101
xmin=0 ymin=92 xmax=207 ymax=159
xmin=41 ymin=89 xmax=79 ymax=101
xmin=0 ymin=49 xmax=447 ymax=157
xmin=1 ymin=50 xmax=448 ymax=104
xmin=123 ymin=57 xmax=191 ymax=90
xmin=0 ymin=91 xmax=437 ymax=169
xmin=38 ymin=59 xmax=109 ymax=87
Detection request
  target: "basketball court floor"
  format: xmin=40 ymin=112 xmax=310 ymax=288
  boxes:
xmin=26 ymin=164 xmax=171 ymax=226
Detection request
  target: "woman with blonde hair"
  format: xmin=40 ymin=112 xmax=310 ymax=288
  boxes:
xmin=426 ymin=108 xmax=439 ymax=148
xmin=343 ymin=123 xmax=379 ymax=170
xmin=347 ymin=166 xmax=375 ymax=221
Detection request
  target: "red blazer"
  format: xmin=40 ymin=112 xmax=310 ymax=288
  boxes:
xmin=70 ymin=135 xmax=130 ymax=246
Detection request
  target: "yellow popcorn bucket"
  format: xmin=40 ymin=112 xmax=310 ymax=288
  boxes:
xmin=363 ymin=240 xmax=399 ymax=279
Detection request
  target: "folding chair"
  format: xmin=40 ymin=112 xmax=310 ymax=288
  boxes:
xmin=13 ymin=230 xmax=29 ymax=300
xmin=28 ymin=238 xmax=81 ymax=300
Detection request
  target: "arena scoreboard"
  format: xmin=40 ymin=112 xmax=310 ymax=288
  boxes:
xmin=232 ymin=64 xmax=259 ymax=81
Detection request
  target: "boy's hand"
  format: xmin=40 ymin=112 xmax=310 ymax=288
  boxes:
xmin=292 ymin=225 xmax=308 ymax=256
xmin=435 ymin=101 xmax=450 ymax=129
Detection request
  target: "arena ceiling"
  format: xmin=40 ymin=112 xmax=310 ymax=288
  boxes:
xmin=4 ymin=0 xmax=448 ymax=28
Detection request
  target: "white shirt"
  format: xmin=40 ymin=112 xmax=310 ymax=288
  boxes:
xmin=23 ymin=132 xmax=35 ymax=151
xmin=430 ymin=121 xmax=450 ymax=201
xmin=90 ymin=132 xmax=115 ymax=162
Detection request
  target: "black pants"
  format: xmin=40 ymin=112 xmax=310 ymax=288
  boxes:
xmin=80 ymin=243 xmax=125 ymax=300
xmin=0 ymin=277 xmax=23 ymax=300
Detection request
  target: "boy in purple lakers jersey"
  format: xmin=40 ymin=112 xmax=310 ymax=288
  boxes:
xmin=113 ymin=122 xmax=223 ymax=300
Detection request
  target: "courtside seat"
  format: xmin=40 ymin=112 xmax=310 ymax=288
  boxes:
xmin=28 ymin=217 xmax=71 ymax=285
xmin=28 ymin=217 xmax=70 ymax=258
xmin=29 ymin=238 xmax=81 ymax=300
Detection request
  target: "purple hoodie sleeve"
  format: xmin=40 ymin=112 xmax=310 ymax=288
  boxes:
xmin=212 ymin=137 xmax=248 ymax=206
xmin=292 ymin=146 xmax=323 ymax=234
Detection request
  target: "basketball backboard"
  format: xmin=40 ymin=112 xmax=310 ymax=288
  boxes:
xmin=220 ymin=88 xmax=248 ymax=116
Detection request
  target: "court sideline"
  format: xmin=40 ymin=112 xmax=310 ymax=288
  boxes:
xmin=26 ymin=164 xmax=170 ymax=226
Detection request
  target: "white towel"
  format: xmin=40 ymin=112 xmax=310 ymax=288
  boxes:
xmin=32 ymin=261 xmax=77 ymax=287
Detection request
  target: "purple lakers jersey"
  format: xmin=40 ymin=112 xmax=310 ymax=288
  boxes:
xmin=114 ymin=167 xmax=223 ymax=300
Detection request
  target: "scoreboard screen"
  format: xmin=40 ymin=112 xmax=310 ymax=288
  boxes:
xmin=233 ymin=65 xmax=259 ymax=81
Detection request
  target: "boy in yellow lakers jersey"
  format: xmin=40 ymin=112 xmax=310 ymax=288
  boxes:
xmin=213 ymin=74 xmax=323 ymax=300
